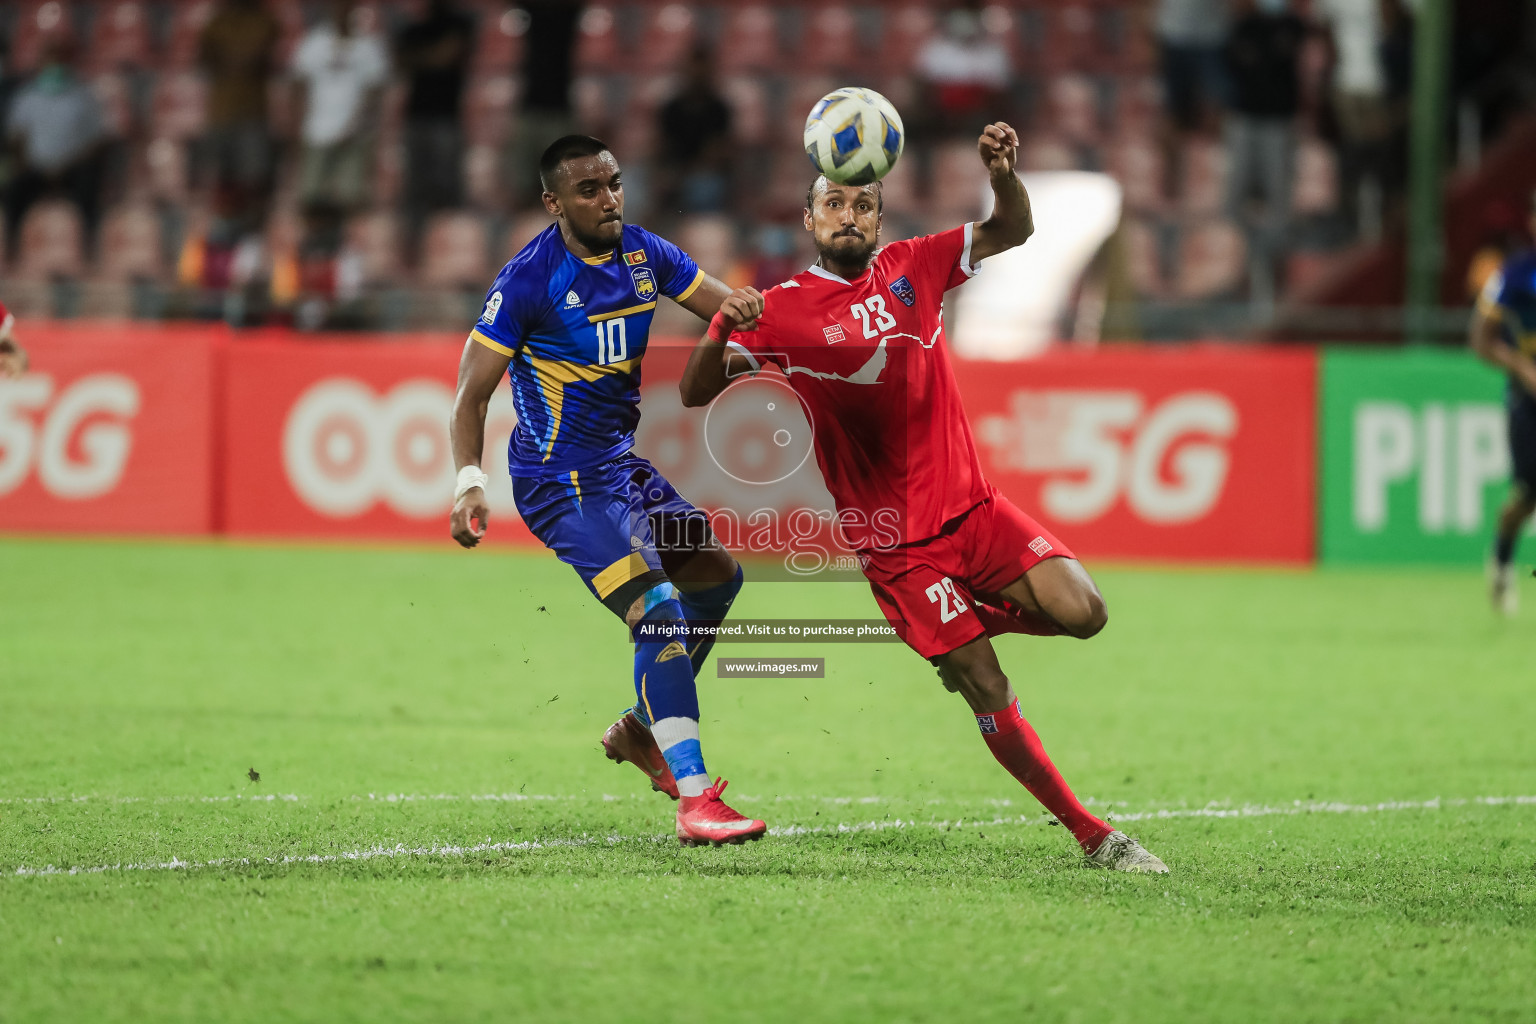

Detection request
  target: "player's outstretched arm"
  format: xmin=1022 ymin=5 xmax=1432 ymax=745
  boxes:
xmin=449 ymin=338 xmax=511 ymax=548
xmin=680 ymin=287 xmax=764 ymax=408
xmin=1469 ymin=306 xmax=1536 ymax=398
xmin=674 ymin=273 xmax=732 ymax=322
xmin=969 ymin=122 xmax=1034 ymax=265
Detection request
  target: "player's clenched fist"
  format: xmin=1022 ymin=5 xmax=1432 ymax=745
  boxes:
xmin=978 ymin=122 xmax=1019 ymax=179
xmin=718 ymin=286 xmax=765 ymax=332
xmin=450 ymin=489 xmax=489 ymax=548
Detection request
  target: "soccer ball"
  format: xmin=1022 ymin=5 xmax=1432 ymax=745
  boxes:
xmin=803 ymin=87 xmax=905 ymax=187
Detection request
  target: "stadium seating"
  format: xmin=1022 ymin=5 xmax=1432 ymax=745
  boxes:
xmin=97 ymin=202 xmax=163 ymax=282
xmin=462 ymin=143 xmax=502 ymax=208
xmin=1105 ymin=134 xmax=1164 ymax=214
xmin=9 ymin=0 xmax=77 ymax=74
xmin=149 ymin=70 xmax=207 ymax=141
xmin=0 ymin=0 xmax=1353 ymax=326
xmin=716 ymin=5 xmax=781 ymax=71
xmin=881 ymin=6 xmax=939 ymax=72
xmin=574 ymin=5 xmax=621 ymax=69
xmin=12 ymin=201 xmax=88 ymax=282
xmin=1180 ymin=139 xmax=1228 ymax=217
xmin=84 ymin=0 xmax=152 ymax=72
xmin=793 ymin=7 xmax=864 ymax=75
xmin=90 ymin=70 xmax=139 ymax=138
xmin=347 ymin=209 xmax=405 ymax=286
xmin=718 ymin=75 xmax=771 ymax=147
xmin=470 ymin=3 xmax=528 ymax=71
xmin=464 ymin=74 xmax=519 ymax=147
xmin=1173 ymin=218 xmax=1246 ymax=300
xmin=632 ymin=2 xmax=700 ymax=72
xmin=143 ymin=136 xmax=191 ymax=202
xmin=163 ymin=0 xmax=214 ymax=69
xmin=418 ymin=211 xmax=489 ymax=290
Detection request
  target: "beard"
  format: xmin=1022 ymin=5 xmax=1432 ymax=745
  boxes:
xmin=571 ymin=217 xmax=623 ymax=254
xmin=814 ymin=231 xmax=877 ymax=270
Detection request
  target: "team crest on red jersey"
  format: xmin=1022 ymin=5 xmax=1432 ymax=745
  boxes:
xmin=823 ymin=323 xmax=846 ymax=344
xmin=889 ymin=275 xmax=916 ymax=307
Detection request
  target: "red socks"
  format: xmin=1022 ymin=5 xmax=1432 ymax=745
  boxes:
xmin=975 ymin=700 xmax=1112 ymax=851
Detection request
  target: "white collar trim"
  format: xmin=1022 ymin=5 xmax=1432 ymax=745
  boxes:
xmin=806 ymin=264 xmax=856 ymax=285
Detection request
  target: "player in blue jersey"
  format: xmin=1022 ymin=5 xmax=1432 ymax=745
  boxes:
xmin=1470 ymin=193 xmax=1536 ymax=615
xmin=448 ymin=136 xmax=766 ymax=846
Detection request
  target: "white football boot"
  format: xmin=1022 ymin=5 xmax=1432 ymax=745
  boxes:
xmin=1489 ymin=561 xmax=1519 ymax=617
xmin=1087 ymin=831 xmax=1169 ymax=874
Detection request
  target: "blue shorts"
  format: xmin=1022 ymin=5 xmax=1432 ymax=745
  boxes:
xmin=513 ymin=453 xmax=713 ymax=617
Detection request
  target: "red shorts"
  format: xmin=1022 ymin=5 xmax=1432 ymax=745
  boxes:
xmin=860 ymin=493 xmax=1074 ymax=660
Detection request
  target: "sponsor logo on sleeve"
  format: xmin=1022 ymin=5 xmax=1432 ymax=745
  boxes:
xmin=1029 ymin=536 xmax=1053 ymax=557
xmin=976 ymin=714 xmax=998 ymax=734
xmin=480 ymin=291 xmax=503 ymax=324
xmin=889 ymin=275 xmax=916 ymax=307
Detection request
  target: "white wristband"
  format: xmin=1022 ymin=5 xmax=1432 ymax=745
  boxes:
xmin=454 ymin=465 xmax=489 ymax=500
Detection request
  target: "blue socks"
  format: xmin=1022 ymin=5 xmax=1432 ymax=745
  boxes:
xmin=676 ymin=564 xmax=744 ymax=678
xmin=631 ymin=586 xmax=709 ymax=797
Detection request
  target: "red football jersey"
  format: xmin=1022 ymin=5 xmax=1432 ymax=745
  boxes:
xmin=727 ymin=225 xmax=990 ymax=550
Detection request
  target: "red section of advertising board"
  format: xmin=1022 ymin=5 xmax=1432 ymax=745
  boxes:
xmin=0 ymin=323 xmax=216 ymax=534
xmin=951 ymin=346 xmax=1317 ymax=562
xmin=3 ymin=325 xmax=1318 ymax=564
xmin=221 ymin=340 xmax=533 ymax=545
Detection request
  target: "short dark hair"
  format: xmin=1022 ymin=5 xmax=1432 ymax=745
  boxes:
xmin=539 ymin=135 xmax=613 ymax=191
xmin=806 ymin=175 xmax=883 ymax=213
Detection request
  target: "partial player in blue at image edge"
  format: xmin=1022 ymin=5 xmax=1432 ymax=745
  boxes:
xmin=1469 ymin=188 xmax=1536 ymax=615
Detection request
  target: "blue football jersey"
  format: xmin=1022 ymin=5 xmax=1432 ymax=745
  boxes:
xmin=470 ymin=223 xmax=705 ymax=476
xmin=1477 ymin=248 xmax=1536 ymax=410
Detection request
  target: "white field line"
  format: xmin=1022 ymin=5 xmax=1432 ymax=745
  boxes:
xmin=0 ymin=793 xmax=897 ymax=806
xmin=7 ymin=791 xmax=1536 ymax=809
xmin=8 ymin=794 xmax=1536 ymax=880
xmin=0 ymin=793 xmax=931 ymax=805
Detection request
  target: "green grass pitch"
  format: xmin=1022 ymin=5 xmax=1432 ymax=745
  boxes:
xmin=1 ymin=538 xmax=1532 ymax=1022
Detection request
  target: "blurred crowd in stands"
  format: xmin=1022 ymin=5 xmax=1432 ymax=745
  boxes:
xmin=0 ymin=0 xmax=1530 ymax=334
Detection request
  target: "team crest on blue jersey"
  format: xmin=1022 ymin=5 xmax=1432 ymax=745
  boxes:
xmin=889 ymin=276 xmax=916 ymax=307
xmin=631 ymin=267 xmax=657 ymax=300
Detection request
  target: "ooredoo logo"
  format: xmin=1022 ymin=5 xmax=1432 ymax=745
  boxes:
xmin=979 ymin=390 xmax=1238 ymax=524
xmin=0 ymin=374 xmax=140 ymax=499
xmin=282 ymin=377 xmax=519 ymax=520
xmin=283 ymin=378 xmax=457 ymax=518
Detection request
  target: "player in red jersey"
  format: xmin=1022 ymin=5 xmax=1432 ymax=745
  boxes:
xmin=679 ymin=123 xmax=1167 ymax=872
xmin=0 ymin=301 xmax=27 ymax=378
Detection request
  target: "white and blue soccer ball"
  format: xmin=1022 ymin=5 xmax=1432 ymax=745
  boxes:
xmin=803 ymin=87 xmax=905 ymax=187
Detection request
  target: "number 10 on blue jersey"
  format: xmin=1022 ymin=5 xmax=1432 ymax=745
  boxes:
xmin=596 ymin=318 xmax=628 ymax=364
